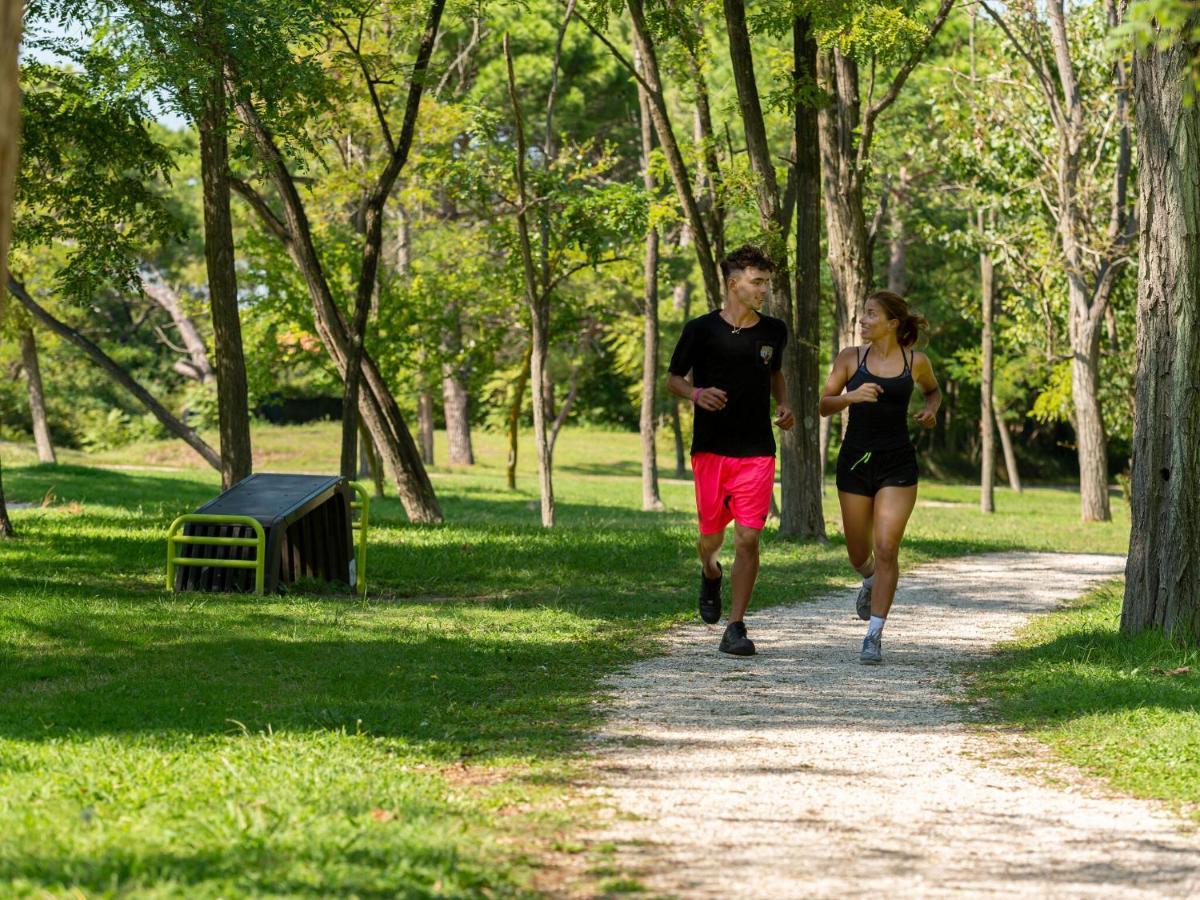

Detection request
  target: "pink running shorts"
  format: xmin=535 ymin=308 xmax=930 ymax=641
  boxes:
xmin=691 ymin=452 xmax=776 ymax=535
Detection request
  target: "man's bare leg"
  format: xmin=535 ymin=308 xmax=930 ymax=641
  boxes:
xmin=697 ymin=530 xmax=724 ymax=579
xmin=729 ymin=523 xmax=762 ymax=622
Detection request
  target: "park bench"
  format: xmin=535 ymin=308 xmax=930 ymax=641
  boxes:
xmin=166 ymin=474 xmax=369 ymax=596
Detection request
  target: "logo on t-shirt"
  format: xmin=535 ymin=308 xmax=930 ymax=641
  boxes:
xmin=758 ymin=344 xmax=774 ymax=366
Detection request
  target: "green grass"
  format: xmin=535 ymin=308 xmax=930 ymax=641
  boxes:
xmin=968 ymin=580 xmax=1200 ymax=820
xmin=0 ymin=424 xmax=1133 ymax=896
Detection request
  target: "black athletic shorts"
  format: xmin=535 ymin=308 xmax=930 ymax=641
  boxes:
xmin=836 ymin=443 xmax=919 ymax=497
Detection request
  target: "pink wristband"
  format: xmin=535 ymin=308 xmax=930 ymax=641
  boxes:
xmin=692 ymin=387 xmax=703 ymax=405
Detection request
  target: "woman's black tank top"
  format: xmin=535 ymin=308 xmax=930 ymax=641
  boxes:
xmin=844 ymin=345 xmax=915 ymax=451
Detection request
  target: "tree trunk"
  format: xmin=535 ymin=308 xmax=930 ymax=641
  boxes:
xmin=417 ymin=387 xmax=435 ymax=465
xmin=622 ymin=0 xmax=721 ymax=310
xmin=198 ymin=60 xmax=253 ymax=489
xmin=791 ymin=15 xmax=826 ymax=539
xmin=440 ymin=306 xmax=475 ymax=465
xmin=1070 ymin=310 xmax=1111 ymax=521
xmin=635 ymin=46 xmax=664 ymax=512
xmin=817 ymin=49 xmax=871 ymax=354
xmin=10 ymin=276 xmax=222 ymax=470
xmin=507 ymin=342 xmax=532 ymax=491
xmin=979 ymin=209 xmax=995 ymax=513
xmin=994 ymin=403 xmax=1022 ymax=492
xmin=0 ymin=0 xmax=19 ymax=325
xmin=358 ymin=419 xmax=385 ymax=498
xmin=721 ymin=4 xmax=825 ymax=539
xmin=142 ymin=269 xmax=214 ymax=383
xmin=888 ymin=165 xmax=909 ymax=295
xmin=229 ymin=86 xmax=442 ymax=523
xmin=506 ymin=34 xmax=554 ymax=526
xmin=0 ymin=0 xmax=21 ymax=538
xmin=671 ymin=277 xmax=691 ymax=478
xmin=1122 ymin=19 xmax=1200 ymax=642
xmin=20 ymin=326 xmax=56 ymax=463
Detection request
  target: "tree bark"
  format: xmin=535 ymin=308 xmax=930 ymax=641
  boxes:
xmin=791 ymin=15 xmax=827 ymax=539
xmin=616 ymin=0 xmax=721 ymax=309
xmin=994 ymin=403 xmax=1022 ymax=493
xmin=9 ymin=276 xmax=222 ymax=470
xmin=339 ymin=0 xmax=446 ymax=481
xmin=505 ymin=34 xmax=554 ymax=526
xmin=506 ymin=342 xmax=532 ymax=491
xmin=0 ymin=0 xmax=19 ymax=325
xmin=0 ymin=0 xmax=21 ymax=538
xmin=1122 ymin=14 xmax=1200 ymax=642
xmin=198 ymin=48 xmax=253 ymax=489
xmin=141 ymin=269 xmax=214 ymax=383
xmin=358 ymin=418 xmax=385 ymax=498
xmin=229 ymin=82 xmax=442 ymax=523
xmin=722 ymin=1 xmax=824 ymax=539
xmin=20 ymin=326 xmax=56 ymax=463
xmin=440 ymin=305 xmax=475 ymax=465
xmin=635 ymin=46 xmax=664 ymax=512
xmin=888 ymin=165 xmax=909 ymax=295
xmin=417 ymin=387 xmax=435 ymax=465
xmin=979 ymin=209 xmax=995 ymax=513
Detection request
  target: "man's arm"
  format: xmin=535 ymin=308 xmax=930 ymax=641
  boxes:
xmin=912 ymin=352 xmax=941 ymax=429
xmin=666 ymin=372 xmax=727 ymax=411
xmin=771 ymin=369 xmax=794 ymax=430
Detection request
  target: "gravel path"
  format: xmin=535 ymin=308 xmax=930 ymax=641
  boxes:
xmin=584 ymin=552 xmax=1200 ymax=898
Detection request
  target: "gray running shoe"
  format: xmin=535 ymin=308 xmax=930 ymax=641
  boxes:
xmin=855 ymin=580 xmax=873 ymax=621
xmin=719 ymin=620 xmax=756 ymax=656
xmin=860 ymin=633 xmax=882 ymax=665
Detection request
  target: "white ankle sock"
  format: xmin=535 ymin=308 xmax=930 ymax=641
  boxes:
xmin=862 ymin=573 xmax=875 ymax=589
xmin=867 ymin=615 xmax=886 ymax=638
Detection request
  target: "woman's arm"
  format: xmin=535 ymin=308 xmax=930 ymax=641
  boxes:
xmin=911 ymin=351 xmax=941 ymax=429
xmin=819 ymin=347 xmax=881 ymax=417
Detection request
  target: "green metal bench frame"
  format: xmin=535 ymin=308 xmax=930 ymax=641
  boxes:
xmin=165 ymin=481 xmax=370 ymax=596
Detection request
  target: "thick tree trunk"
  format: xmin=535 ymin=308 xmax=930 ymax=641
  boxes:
xmin=635 ymin=46 xmax=664 ymax=512
xmin=0 ymin=0 xmax=19 ymax=325
xmin=417 ymin=387 xmax=435 ymax=465
xmin=10 ymin=276 xmax=222 ymax=470
xmin=791 ymin=15 xmax=826 ymax=539
xmin=20 ymin=326 xmax=56 ymax=463
xmin=979 ymin=210 xmax=995 ymax=513
xmin=141 ymin=270 xmax=214 ymax=383
xmin=198 ymin=63 xmax=253 ymax=489
xmin=994 ymin=403 xmax=1022 ymax=493
xmin=723 ymin=1 xmax=826 ymax=539
xmin=440 ymin=306 xmax=475 ymax=465
xmin=671 ymin=277 xmax=691 ymax=478
xmin=0 ymin=0 xmax=21 ymax=538
xmin=1070 ymin=310 xmax=1111 ymax=521
xmin=817 ymin=50 xmax=872 ymax=354
xmin=1122 ymin=21 xmax=1200 ymax=642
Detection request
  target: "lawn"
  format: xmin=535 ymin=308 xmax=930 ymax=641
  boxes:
xmin=0 ymin=424 xmax=1133 ymax=896
xmin=968 ymin=580 xmax=1200 ymax=821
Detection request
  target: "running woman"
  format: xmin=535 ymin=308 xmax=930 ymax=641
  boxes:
xmin=819 ymin=290 xmax=941 ymax=665
xmin=666 ymin=245 xmax=793 ymax=656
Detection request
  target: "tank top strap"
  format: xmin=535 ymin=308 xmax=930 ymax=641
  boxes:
xmin=903 ymin=348 xmax=911 ymax=374
xmin=858 ymin=345 xmax=869 ymax=370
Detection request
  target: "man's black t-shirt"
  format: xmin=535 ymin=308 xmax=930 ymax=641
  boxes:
xmin=668 ymin=310 xmax=787 ymax=457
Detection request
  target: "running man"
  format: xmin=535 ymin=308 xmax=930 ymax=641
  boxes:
xmin=819 ymin=290 xmax=941 ymax=665
xmin=666 ymin=245 xmax=793 ymax=656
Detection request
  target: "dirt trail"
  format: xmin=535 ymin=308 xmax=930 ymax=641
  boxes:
xmin=584 ymin=552 xmax=1200 ymax=898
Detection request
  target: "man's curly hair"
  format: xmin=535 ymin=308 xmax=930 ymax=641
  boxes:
xmin=720 ymin=244 xmax=775 ymax=282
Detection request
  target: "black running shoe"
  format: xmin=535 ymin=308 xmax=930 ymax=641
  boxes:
xmin=719 ymin=620 xmax=756 ymax=656
xmin=698 ymin=562 xmax=723 ymax=624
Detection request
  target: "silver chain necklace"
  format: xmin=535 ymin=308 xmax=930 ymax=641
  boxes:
xmin=723 ymin=311 xmax=756 ymax=334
